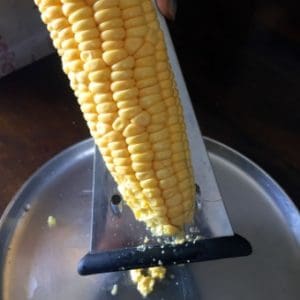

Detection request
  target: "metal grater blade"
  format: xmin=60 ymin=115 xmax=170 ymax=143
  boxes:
xmin=77 ymin=1 xmax=251 ymax=276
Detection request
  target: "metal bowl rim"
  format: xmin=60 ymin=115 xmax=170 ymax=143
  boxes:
xmin=1 ymin=137 xmax=299 ymax=243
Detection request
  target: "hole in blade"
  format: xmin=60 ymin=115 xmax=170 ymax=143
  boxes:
xmin=111 ymin=194 xmax=122 ymax=205
xmin=110 ymin=194 xmax=123 ymax=216
xmin=195 ymin=184 xmax=201 ymax=195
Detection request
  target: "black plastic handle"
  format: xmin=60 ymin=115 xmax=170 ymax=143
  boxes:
xmin=78 ymin=234 xmax=252 ymax=275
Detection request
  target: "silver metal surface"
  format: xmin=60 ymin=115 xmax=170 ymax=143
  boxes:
xmin=1 ymin=138 xmax=299 ymax=300
xmin=91 ymin=147 xmax=153 ymax=251
xmin=90 ymin=145 xmax=231 ymax=255
xmin=154 ymin=1 xmax=233 ymax=237
xmin=91 ymin=2 xmax=234 ymax=252
xmin=91 ymin=145 xmax=206 ymax=253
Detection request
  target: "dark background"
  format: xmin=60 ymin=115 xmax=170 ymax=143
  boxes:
xmin=0 ymin=0 xmax=299 ymax=214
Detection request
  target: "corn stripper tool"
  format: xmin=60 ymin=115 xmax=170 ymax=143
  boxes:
xmin=78 ymin=2 xmax=251 ymax=276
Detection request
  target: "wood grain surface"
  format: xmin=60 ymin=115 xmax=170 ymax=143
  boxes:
xmin=0 ymin=1 xmax=299 ymax=214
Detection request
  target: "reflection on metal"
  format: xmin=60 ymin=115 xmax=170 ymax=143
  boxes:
xmin=88 ymin=2 xmax=234 ymax=261
xmin=0 ymin=139 xmax=299 ymax=300
xmin=82 ymin=146 xmax=251 ymax=274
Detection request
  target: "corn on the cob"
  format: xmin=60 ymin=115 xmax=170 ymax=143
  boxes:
xmin=34 ymin=0 xmax=196 ymax=296
xmin=35 ymin=0 xmax=195 ymax=238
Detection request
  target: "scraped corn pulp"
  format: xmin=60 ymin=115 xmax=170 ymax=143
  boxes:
xmin=34 ymin=0 xmax=196 ymax=296
xmin=130 ymin=267 xmax=166 ymax=297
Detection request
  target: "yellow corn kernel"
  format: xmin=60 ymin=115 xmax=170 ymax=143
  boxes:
xmin=147 ymin=123 xmax=164 ymax=133
xmin=102 ymin=40 xmax=124 ymax=51
xmin=122 ymin=6 xmax=143 ymax=19
xmin=134 ymin=66 xmax=156 ymax=80
xmin=156 ymin=167 xmax=173 ymax=180
xmin=140 ymin=94 xmax=160 ymax=109
xmin=103 ymin=48 xmax=128 ymax=65
xmin=131 ymin=151 xmax=154 ymax=162
xmin=111 ymin=70 xmax=133 ymax=81
xmin=126 ymin=132 xmax=148 ymax=144
xmin=123 ymin=123 xmax=144 ymax=137
xmin=131 ymin=111 xmax=151 ymax=127
xmin=120 ymin=107 xmax=143 ymax=122
xmin=143 ymin=188 xmax=161 ymax=198
xmin=135 ymin=170 xmax=155 ymax=181
xmin=94 ymin=7 xmax=121 ymax=24
xmin=159 ymin=176 xmax=177 ymax=190
xmin=116 ymin=99 xmax=139 ymax=109
xmin=128 ymin=142 xmax=151 ymax=154
xmin=126 ymin=38 xmax=144 ymax=54
xmin=125 ymin=16 xmax=145 ymax=28
xmin=98 ymin=18 xmax=123 ymax=31
xmin=136 ymin=56 xmax=156 ymax=67
xmin=111 ymin=79 xmax=135 ymax=92
xmin=113 ymin=87 xmax=139 ymax=101
xmin=147 ymin=102 xmax=165 ymax=114
xmin=135 ymin=42 xmax=155 ymax=58
xmin=101 ymin=28 xmax=126 ymax=41
xmin=166 ymin=194 xmax=182 ymax=207
xmin=139 ymin=84 xmax=160 ymax=97
xmin=111 ymin=56 xmax=135 ymax=70
xmin=92 ymin=0 xmax=119 ymax=9
xmin=112 ymin=117 xmax=129 ymax=131
xmin=139 ymin=79 xmax=160 ymax=91
xmin=132 ymin=162 xmax=152 ymax=172
xmin=120 ymin=0 xmax=140 ymax=9
xmin=35 ymin=0 xmax=196 ymax=251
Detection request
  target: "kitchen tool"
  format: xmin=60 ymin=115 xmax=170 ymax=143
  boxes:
xmin=1 ymin=138 xmax=299 ymax=300
xmin=78 ymin=146 xmax=251 ymax=275
xmin=78 ymin=2 xmax=251 ymax=275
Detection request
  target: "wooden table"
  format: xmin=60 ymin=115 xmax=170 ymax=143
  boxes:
xmin=0 ymin=2 xmax=299 ymax=214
